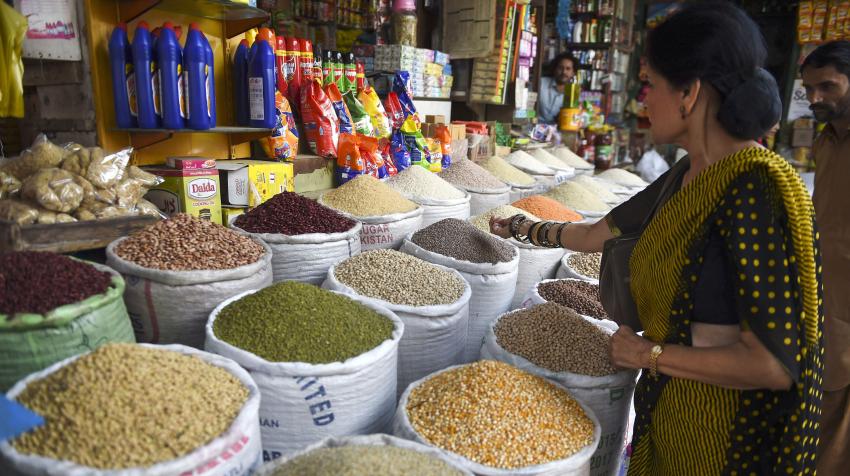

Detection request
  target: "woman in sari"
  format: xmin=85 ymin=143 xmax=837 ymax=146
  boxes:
xmin=491 ymin=3 xmax=823 ymax=474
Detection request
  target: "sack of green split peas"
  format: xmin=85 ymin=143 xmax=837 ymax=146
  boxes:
xmin=393 ymin=360 xmax=601 ymax=476
xmin=0 ymin=251 xmax=135 ymax=392
xmin=205 ymin=282 xmax=404 ymax=461
xmin=0 ymin=343 xmax=262 ymax=476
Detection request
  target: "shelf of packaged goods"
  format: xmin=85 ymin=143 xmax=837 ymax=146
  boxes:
xmin=117 ymin=0 xmax=269 ymax=39
xmin=114 ymin=127 xmax=272 ymax=150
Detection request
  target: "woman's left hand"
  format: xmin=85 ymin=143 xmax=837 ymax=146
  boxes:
xmin=609 ymin=325 xmax=655 ymax=370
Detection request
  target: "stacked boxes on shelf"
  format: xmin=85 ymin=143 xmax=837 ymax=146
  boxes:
xmin=374 ymin=45 xmax=453 ymax=98
xmin=351 ymin=44 xmax=376 ymax=74
xmin=471 ymin=0 xmax=518 ymax=104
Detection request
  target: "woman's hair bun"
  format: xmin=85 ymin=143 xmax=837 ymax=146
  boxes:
xmin=716 ymin=68 xmax=781 ymax=141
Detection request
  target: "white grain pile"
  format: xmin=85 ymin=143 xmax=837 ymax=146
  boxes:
xmin=387 ymin=165 xmax=466 ymax=201
xmin=544 ymin=182 xmax=611 ymax=213
xmin=470 ymin=205 xmax=540 ymax=233
xmin=551 ymin=147 xmax=594 ymax=170
xmin=506 ymin=150 xmax=556 ymax=175
xmin=596 ymin=168 xmax=649 ymax=188
xmin=530 ymin=149 xmax=573 ymax=172
xmin=571 ymin=175 xmax=622 ymax=204
xmin=480 ymin=156 xmax=536 ymax=186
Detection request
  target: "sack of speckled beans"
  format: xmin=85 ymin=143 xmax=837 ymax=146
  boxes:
xmin=323 ymin=249 xmax=472 ymax=394
xmin=393 ymin=360 xmax=601 ymax=475
xmin=558 ymin=251 xmax=602 ymax=283
xmin=400 ymin=218 xmax=519 ymax=362
xmin=205 ymin=281 xmax=404 ymax=459
xmin=105 ymin=213 xmax=273 ymax=348
xmin=1 ymin=343 xmax=262 ymax=476
xmin=230 ymin=192 xmax=362 ymax=285
xmin=481 ymin=302 xmax=637 ymax=476
xmin=0 ymin=251 xmax=134 ymax=392
xmin=319 ymin=175 xmax=423 ymax=251
xmin=386 ymin=165 xmax=471 ymax=228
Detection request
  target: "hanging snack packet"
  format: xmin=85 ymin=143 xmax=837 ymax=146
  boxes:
xmin=400 ymin=116 xmax=431 ymax=170
xmin=390 ymin=129 xmax=412 ymax=172
xmin=425 ymin=138 xmax=443 ymax=173
xmin=359 ymin=86 xmax=391 ymax=139
xmin=335 ymin=133 xmax=363 ymax=185
xmin=261 ymin=90 xmax=299 ymax=160
xmin=392 ymin=71 xmax=420 ymax=126
xmin=380 ymin=138 xmax=399 ymax=177
xmin=384 ymin=92 xmax=406 ymax=130
xmin=325 ymin=82 xmax=354 ymax=134
xmin=359 ymin=135 xmax=387 ymax=179
xmin=343 ymin=90 xmax=374 ymax=136
xmin=301 ymin=80 xmax=340 ymax=158
xmin=435 ymin=124 xmax=453 ymax=169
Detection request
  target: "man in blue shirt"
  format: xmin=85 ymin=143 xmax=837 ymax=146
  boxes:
xmin=538 ymin=53 xmax=578 ymax=124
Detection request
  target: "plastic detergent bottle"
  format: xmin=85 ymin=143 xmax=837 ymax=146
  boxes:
xmin=156 ymin=22 xmax=183 ymax=129
xmin=183 ymin=23 xmax=210 ymax=130
xmin=248 ymin=28 xmax=276 ymax=128
xmin=233 ymin=39 xmax=250 ymax=126
xmin=108 ymin=23 xmax=136 ymax=128
xmin=132 ymin=21 xmax=158 ymax=128
xmin=201 ymin=30 xmax=216 ymax=127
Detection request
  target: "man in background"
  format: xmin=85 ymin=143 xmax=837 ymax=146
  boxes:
xmin=537 ymin=53 xmax=578 ymax=124
xmin=801 ymin=40 xmax=850 ymax=475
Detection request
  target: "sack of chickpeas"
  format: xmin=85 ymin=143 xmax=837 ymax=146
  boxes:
xmin=556 ymin=251 xmax=601 ymax=283
xmin=480 ymin=303 xmax=637 ymax=476
xmin=0 ymin=343 xmax=262 ymax=476
xmin=323 ymin=250 xmax=472 ymax=394
xmin=205 ymin=283 xmax=404 ymax=461
xmin=105 ymin=214 xmax=273 ymax=349
xmin=393 ymin=361 xmax=601 ymax=476
xmin=253 ymin=434 xmax=472 ymax=475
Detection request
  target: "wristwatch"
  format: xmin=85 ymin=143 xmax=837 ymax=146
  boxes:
xmin=649 ymin=344 xmax=664 ymax=378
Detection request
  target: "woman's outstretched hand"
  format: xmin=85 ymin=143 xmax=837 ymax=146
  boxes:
xmin=489 ymin=216 xmax=514 ymax=239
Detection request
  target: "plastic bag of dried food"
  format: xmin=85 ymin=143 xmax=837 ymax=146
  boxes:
xmin=0 ymin=134 xmax=65 ymax=180
xmin=0 ymin=170 xmax=21 ymax=199
xmin=384 ymin=92 xmax=406 ymax=130
xmin=85 ymin=147 xmax=131 ymax=189
xmin=114 ymin=177 xmax=146 ymax=209
xmin=336 ymin=133 xmax=364 ymax=186
xmin=390 ymin=129 xmax=412 ymax=172
xmin=401 ymin=117 xmax=431 ymax=170
xmin=425 ymin=138 xmax=443 ymax=173
xmin=75 ymin=201 xmax=133 ymax=220
xmin=260 ymin=90 xmax=299 ymax=160
xmin=359 ymin=135 xmax=387 ymax=179
xmin=325 ymin=82 xmax=354 ymax=135
xmin=135 ymin=198 xmax=163 ymax=217
xmin=360 ymin=86 xmax=391 ymax=139
xmin=34 ymin=207 xmax=76 ymax=224
xmin=381 ymin=139 xmax=399 ymax=177
xmin=344 ymin=90 xmax=374 ymax=136
xmin=0 ymin=199 xmax=38 ymax=224
xmin=126 ymin=165 xmax=163 ymax=188
xmin=21 ymin=168 xmax=84 ymax=213
xmin=301 ymin=80 xmax=340 ymax=158
xmin=392 ymin=72 xmax=419 ymax=125
xmin=435 ymin=124 xmax=453 ymax=169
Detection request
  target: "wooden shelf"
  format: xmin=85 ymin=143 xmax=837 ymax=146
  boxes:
xmin=117 ymin=0 xmax=269 ymax=38
xmin=115 ymin=127 xmax=272 ymax=150
xmin=0 ymin=216 xmax=159 ymax=253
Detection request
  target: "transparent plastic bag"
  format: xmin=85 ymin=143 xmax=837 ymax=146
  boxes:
xmin=84 ymin=147 xmax=131 ymax=189
xmin=0 ymin=134 xmax=64 ymax=180
xmin=0 ymin=199 xmax=38 ymax=224
xmin=0 ymin=170 xmax=21 ymax=199
xmin=21 ymin=168 xmax=84 ymax=213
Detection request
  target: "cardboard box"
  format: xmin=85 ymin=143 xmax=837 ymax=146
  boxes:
xmin=792 ymin=128 xmax=815 ymax=148
xmin=217 ymin=159 xmax=294 ymax=206
xmin=293 ymin=155 xmax=334 ymax=194
xmin=425 ymin=115 xmax=446 ymax=124
xmin=222 ymin=206 xmax=248 ymax=227
xmin=166 ymin=157 xmax=217 ymax=170
xmin=143 ymin=166 xmax=222 ymax=224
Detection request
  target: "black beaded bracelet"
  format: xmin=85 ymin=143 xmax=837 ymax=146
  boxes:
xmin=538 ymin=221 xmax=556 ymax=247
xmin=510 ymin=215 xmax=532 ymax=243
xmin=555 ymin=222 xmax=571 ymax=248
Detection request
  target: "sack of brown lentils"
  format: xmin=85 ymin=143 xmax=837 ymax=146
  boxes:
xmin=480 ymin=304 xmax=637 ymax=476
xmin=400 ymin=221 xmax=520 ymax=363
xmin=556 ymin=251 xmax=601 ymax=283
xmin=0 ymin=257 xmax=135 ymax=392
xmin=253 ymin=434 xmax=472 ymax=476
xmin=205 ymin=284 xmax=404 ymax=461
xmin=393 ymin=361 xmax=601 ymax=476
xmin=323 ymin=250 xmax=472 ymax=394
xmin=0 ymin=343 xmax=262 ymax=476
xmin=105 ymin=220 xmax=274 ymax=349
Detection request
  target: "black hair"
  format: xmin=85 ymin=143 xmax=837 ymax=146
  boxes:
xmin=801 ymin=40 xmax=850 ymax=79
xmin=548 ymin=53 xmax=578 ymax=78
xmin=646 ymin=2 xmax=781 ymax=140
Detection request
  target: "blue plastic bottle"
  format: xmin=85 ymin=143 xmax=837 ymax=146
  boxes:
xmin=132 ymin=21 xmax=159 ymax=128
xmin=233 ymin=39 xmax=250 ymax=126
xmin=248 ymin=28 xmax=276 ymax=129
xmin=108 ymin=23 xmax=136 ymax=128
xmin=201 ymin=31 xmax=216 ymax=128
xmin=156 ymin=22 xmax=183 ymax=129
xmin=183 ymin=23 xmax=210 ymax=130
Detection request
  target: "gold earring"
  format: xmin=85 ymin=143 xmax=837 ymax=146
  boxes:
xmin=680 ymin=105 xmax=687 ymax=119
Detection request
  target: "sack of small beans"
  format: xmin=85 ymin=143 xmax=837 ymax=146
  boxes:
xmin=0 ymin=252 xmax=135 ymax=391
xmin=438 ymin=159 xmax=512 ymax=215
xmin=401 ymin=218 xmax=519 ymax=362
xmin=0 ymin=343 xmax=262 ymax=476
xmin=480 ymin=303 xmax=637 ymax=476
xmin=393 ymin=360 xmax=601 ymax=476
xmin=557 ymin=251 xmax=602 ymax=283
xmin=205 ymin=282 xmax=404 ymax=460
xmin=470 ymin=205 xmax=566 ymax=309
xmin=319 ymin=175 xmax=424 ymax=251
xmin=253 ymin=434 xmax=471 ymax=476
xmin=323 ymin=250 xmax=472 ymax=393
xmin=387 ymin=165 xmax=472 ymax=227
xmin=105 ymin=214 xmax=273 ymax=348
xmin=231 ymin=192 xmax=362 ymax=285
xmin=522 ymin=278 xmax=609 ymax=321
